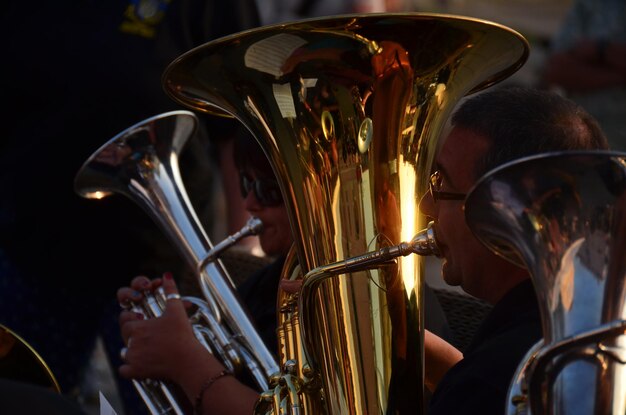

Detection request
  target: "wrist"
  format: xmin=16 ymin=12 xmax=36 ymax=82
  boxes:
xmin=172 ymin=339 xmax=214 ymax=381
xmin=194 ymin=370 xmax=233 ymax=415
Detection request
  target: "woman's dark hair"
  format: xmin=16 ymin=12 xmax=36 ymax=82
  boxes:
xmin=451 ymin=86 xmax=609 ymax=178
xmin=232 ymin=125 xmax=274 ymax=178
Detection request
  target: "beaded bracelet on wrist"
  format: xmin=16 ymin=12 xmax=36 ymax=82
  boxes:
xmin=194 ymin=369 xmax=233 ymax=415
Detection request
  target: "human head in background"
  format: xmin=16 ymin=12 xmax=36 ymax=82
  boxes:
xmin=233 ymin=127 xmax=293 ymax=258
xmin=419 ymin=86 xmax=609 ymax=304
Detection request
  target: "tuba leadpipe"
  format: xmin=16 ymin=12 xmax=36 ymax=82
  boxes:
xmin=162 ymin=12 xmax=529 ymax=414
xmin=266 ymin=222 xmax=440 ymax=413
xmin=74 ymin=111 xmax=280 ymax=413
xmin=465 ymin=151 xmax=626 ymax=415
xmin=298 ymin=221 xmax=440 ymax=370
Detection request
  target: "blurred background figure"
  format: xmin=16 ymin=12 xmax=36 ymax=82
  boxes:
xmin=256 ymin=0 xmax=404 ymax=25
xmin=0 ymin=2 xmax=260 ymax=414
xmin=542 ymin=0 xmax=626 ymax=150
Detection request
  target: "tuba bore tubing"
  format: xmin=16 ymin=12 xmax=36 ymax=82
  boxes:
xmin=163 ymin=13 xmax=529 ymax=414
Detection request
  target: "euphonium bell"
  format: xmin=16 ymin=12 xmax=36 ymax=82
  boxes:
xmin=464 ymin=151 xmax=626 ymax=415
xmin=74 ymin=111 xmax=280 ymax=414
xmin=162 ymin=13 xmax=528 ymax=414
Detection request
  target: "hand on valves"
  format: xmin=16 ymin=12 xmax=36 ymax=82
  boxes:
xmin=117 ymin=273 xmax=258 ymax=415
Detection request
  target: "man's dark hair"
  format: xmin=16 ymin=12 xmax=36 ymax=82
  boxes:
xmin=451 ymin=86 xmax=609 ymax=178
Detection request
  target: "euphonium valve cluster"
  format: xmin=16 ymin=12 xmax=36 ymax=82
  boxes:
xmin=118 ymin=215 xmax=263 ymax=415
xmin=163 ymin=13 xmax=528 ymax=414
xmin=465 ymin=151 xmax=626 ymax=415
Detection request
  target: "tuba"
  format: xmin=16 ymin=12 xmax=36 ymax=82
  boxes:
xmin=0 ymin=324 xmax=60 ymax=393
xmin=162 ymin=13 xmax=528 ymax=414
xmin=464 ymin=151 xmax=626 ymax=415
xmin=74 ymin=110 xmax=279 ymax=414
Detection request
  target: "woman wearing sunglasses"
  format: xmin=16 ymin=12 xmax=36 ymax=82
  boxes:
xmin=115 ymin=128 xmax=451 ymax=414
xmin=231 ymin=129 xmax=294 ymax=357
xmin=115 ymin=128 xmax=295 ymax=414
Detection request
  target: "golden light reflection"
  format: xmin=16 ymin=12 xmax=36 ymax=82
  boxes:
xmin=361 ymin=169 xmax=375 ymax=251
xmin=399 ymin=160 xmax=417 ymax=296
xmin=434 ymin=83 xmax=447 ymax=108
xmin=331 ymin=172 xmax=343 ymax=261
xmin=87 ymin=191 xmax=110 ymax=200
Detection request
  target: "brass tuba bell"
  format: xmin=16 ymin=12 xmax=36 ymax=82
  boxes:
xmin=162 ymin=12 xmax=529 ymax=414
xmin=465 ymin=151 xmax=626 ymax=415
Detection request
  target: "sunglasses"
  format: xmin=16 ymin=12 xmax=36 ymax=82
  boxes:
xmin=239 ymin=173 xmax=283 ymax=207
xmin=429 ymin=170 xmax=466 ymax=202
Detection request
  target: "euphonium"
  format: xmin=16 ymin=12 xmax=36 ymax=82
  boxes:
xmin=74 ymin=111 xmax=280 ymax=414
xmin=119 ymin=215 xmax=264 ymax=415
xmin=162 ymin=13 xmax=528 ymax=413
xmin=464 ymin=151 xmax=626 ymax=415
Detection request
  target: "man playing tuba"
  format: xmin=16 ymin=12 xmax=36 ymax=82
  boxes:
xmin=115 ymin=86 xmax=609 ymax=415
xmin=421 ymin=86 xmax=608 ymax=415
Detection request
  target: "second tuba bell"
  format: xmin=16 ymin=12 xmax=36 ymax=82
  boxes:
xmin=465 ymin=151 xmax=626 ymax=415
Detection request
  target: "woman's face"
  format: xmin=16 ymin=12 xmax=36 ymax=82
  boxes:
xmin=239 ymin=169 xmax=293 ymax=257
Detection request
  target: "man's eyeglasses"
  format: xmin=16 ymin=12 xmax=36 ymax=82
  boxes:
xmin=239 ymin=173 xmax=283 ymax=207
xmin=429 ymin=170 xmax=466 ymax=202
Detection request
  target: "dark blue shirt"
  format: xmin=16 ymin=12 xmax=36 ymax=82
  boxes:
xmin=428 ymin=279 xmax=542 ymax=415
xmin=237 ymin=255 xmax=287 ymax=357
